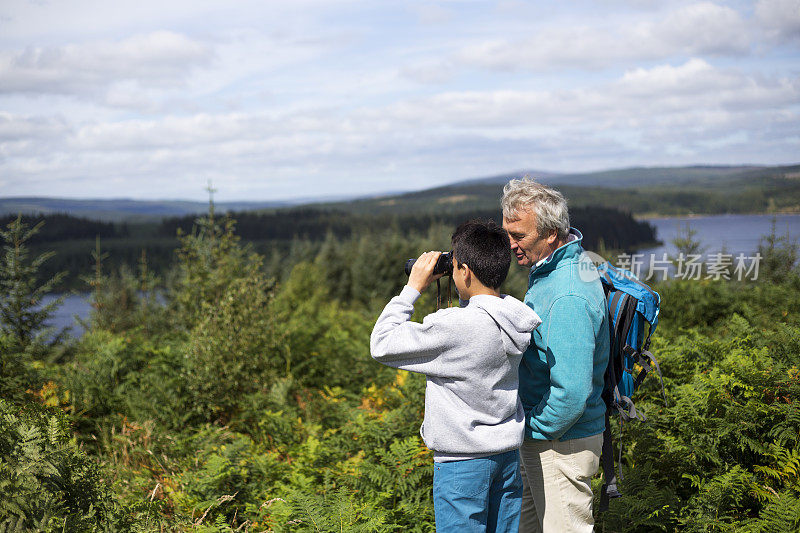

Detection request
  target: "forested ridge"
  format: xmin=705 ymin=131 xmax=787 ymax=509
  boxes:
xmin=0 ymin=214 xmax=129 ymax=244
xmin=1 ymin=204 xmax=799 ymax=531
xmin=7 ymin=163 xmax=800 ymax=292
xmin=11 ymin=206 xmax=656 ymax=291
xmin=318 ymin=164 xmax=800 ymax=217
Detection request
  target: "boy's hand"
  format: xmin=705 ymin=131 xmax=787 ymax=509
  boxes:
xmin=408 ymin=251 xmax=445 ymax=293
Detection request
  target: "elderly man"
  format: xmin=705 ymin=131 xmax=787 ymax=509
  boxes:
xmin=501 ymin=178 xmax=609 ymax=533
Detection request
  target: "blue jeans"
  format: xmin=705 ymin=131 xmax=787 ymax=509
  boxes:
xmin=432 ymin=449 xmax=522 ymax=533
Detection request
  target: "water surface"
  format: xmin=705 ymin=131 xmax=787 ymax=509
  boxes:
xmin=639 ymin=213 xmax=800 ymax=258
xmin=41 ymin=293 xmax=91 ymax=337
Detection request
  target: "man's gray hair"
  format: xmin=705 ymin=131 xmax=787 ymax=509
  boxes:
xmin=501 ymin=178 xmax=570 ymax=240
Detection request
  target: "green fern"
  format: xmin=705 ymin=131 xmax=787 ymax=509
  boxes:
xmin=739 ymin=491 xmax=800 ymax=533
xmin=0 ymin=399 xmax=124 ymax=531
xmin=280 ymin=486 xmax=393 ymax=533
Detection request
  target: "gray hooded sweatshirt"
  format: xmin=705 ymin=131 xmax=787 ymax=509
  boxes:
xmin=370 ymin=285 xmax=542 ymax=461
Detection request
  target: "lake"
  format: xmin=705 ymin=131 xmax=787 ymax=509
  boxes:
xmin=39 ymin=213 xmax=800 ymax=336
xmin=638 ymin=213 xmax=800 ymax=258
xmin=41 ymin=293 xmax=92 ymax=338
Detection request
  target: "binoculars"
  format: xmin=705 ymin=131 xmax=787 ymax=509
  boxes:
xmin=404 ymin=251 xmax=453 ymax=277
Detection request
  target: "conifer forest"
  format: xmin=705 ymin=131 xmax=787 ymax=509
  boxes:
xmin=1 ymin=202 xmax=799 ymax=532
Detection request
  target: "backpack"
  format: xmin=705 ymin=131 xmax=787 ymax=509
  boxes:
xmin=596 ymin=261 xmax=665 ymax=512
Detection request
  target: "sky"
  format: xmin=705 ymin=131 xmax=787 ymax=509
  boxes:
xmin=1 ymin=0 xmax=799 ymax=202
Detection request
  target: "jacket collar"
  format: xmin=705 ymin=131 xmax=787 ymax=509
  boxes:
xmin=530 ymin=228 xmax=584 ymax=277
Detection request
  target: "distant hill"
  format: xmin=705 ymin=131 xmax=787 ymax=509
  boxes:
xmin=447 ymin=170 xmax=562 ymax=187
xmin=0 ymin=197 xmax=294 ymax=222
xmin=317 ymin=164 xmax=800 ymax=217
xmin=3 ymin=164 xmax=798 ymax=221
xmin=541 ymin=165 xmax=769 ymax=188
xmin=438 ymin=165 xmax=775 ymax=189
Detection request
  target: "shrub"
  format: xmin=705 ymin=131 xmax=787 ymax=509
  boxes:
xmin=598 ymin=314 xmax=800 ymax=531
xmin=0 ymin=399 xmax=127 ymax=531
xmin=182 ymin=271 xmax=280 ymax=424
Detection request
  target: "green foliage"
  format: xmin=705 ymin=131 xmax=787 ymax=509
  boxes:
xmin=758 ymin=217 xmax=800 ymax=283
xmin=0 ymin=399 xmax=125 ymax=531
xmin=169 ymin=203 xmax=264 ymax=331
xmin=61 ymin=328 xmax=187 ymax=440
xmin=269 ymin=262 xmax=379 ymax=389
xmin=0 ymin=216 xmax=69 ymax=404
xmin=8 ymin=204 xmax=799 ymax=532
xmin=0 ymin=331 xmax=29 ymax=402
xmin=597 ymin=310 xmax=800 ymax=531
xmin=277 ymin=486 xmax=394 ymax=532
xmin=168 ymin=428 xmax=282 ymax=528
xmin=656 ymin=275 xmax=800 ymax=335
xmin=671 ymin=222 xmax=706 ymax=258
xmin=313 ymin=231 xmax=417 ymax=309
xmin=0 ymin=213 xmax=125 ymax=244
xmin=171 ymin=206 xmax=382 ymax=423
xmin=740 ymin=491 xmax=800 ymax=533
xmin=83 ymin=240 xmax=165 ymax=335
xmin=354 ymin=435 xmax=434 ymax=528
xmin=182 ymin=270 xmax=278 ymax=424
xmin=0 ymin=215 xmax=66 ymax=350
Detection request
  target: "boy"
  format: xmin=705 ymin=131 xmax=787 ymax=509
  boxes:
xmin=370 ymin=220 xmax=542 ymax=533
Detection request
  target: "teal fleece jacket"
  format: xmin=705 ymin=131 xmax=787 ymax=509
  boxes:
xmin=520 ymin=228 xmax=609 ymax=441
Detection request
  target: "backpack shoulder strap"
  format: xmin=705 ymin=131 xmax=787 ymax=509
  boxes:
xmin=599 ymin=412 xmax=622 ymax=511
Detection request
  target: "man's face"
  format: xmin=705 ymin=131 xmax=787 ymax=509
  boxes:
xmin=503 ymin=209 xmax=557 ymax=267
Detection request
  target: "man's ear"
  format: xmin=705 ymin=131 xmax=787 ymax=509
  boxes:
xmin=545 ymin=230 xmax=558 ymax=245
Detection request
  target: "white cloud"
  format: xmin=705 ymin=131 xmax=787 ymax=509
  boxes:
xmin=5 ymin=58 xmax=793 ymax=187
xmin=756 ymin=0 xmax=800 ymax=42
xmin=0 ymin=1 xmax=798 ymax=200
xmin=617 ymin=58 xmax=736 ymax=96
xmin=650 ymin=2 xmax=751 ymax=55
xmin=0 ymin=0 xmax=364 ymax=44
xmin=456 ymin=29 xmax=629 ymax=71
xmin=4 ymin=54 xmax=798 ymax=198
xmin=399 ymin=60 xmax=458 ymax=84
xmin=345 ymin=59 xmax=800 ymax=166
xmin=411 ymin=4 xmax=454 ymax=25
xmin=615 ymin=60 xmax=800 ymax=111
xmin=454 ymin=2 xmax=757 ymax=72
xmin=0 ymin=31 xmax=211 ymax=95
xmin=0 ymin=112 xmax=69 ymax=141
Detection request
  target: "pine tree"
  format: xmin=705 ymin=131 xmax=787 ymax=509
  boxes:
xmin=758 ymin=217 xmax=799 ymax=282
xmin=169 ymin=185 xmax=263 ymax=330
xmin=0 ymin=215 xmax=66 ymax=350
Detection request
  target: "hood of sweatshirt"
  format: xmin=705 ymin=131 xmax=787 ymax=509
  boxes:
xmin=467 ymin=294 xmax=542 ymax=356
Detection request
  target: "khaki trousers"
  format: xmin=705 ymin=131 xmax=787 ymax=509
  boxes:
xmin=518 ymin=434 xmax=602 ymax=533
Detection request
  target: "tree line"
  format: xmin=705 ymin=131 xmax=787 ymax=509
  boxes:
xmin=19 ymin=205 xmax=657 ymax=291
xmin=158 ymin=205 xmax=656 ymax=249
xmin=0 ymin=213 xmax=128 ymax=243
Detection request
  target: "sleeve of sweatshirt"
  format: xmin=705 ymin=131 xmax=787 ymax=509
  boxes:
xmin=528 ymin=295 xmax=598 ymax=439
xmin=370 ymin=285 xmax=458 ymax=377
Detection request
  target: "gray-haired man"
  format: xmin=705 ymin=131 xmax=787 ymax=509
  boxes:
xmin=501 ymin=178 xmax=610 ymax=532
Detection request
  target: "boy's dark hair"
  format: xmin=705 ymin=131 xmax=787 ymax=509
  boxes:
xmin=451 ymin=219 xmax=511 ymax=289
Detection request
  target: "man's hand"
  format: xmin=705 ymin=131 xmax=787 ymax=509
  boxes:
xmin=408 ymin=251 xmax=444 ymax=293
